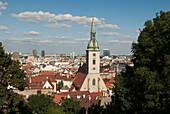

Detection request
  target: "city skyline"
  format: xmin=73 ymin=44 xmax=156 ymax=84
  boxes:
xmin=0 ymin=0 xmax=169 ymax=54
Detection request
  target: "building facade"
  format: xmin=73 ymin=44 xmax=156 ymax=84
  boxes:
xmin=103 ymin=49 xmax=110 ymax=56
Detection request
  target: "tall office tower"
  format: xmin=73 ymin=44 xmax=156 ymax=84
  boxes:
xmin=33 ymin=49 xmax=37 ymax=58
xmin=41 ymin=50 xmax=45 ymax=57
xmin=103 ymin=49 xmax=110 ymax=56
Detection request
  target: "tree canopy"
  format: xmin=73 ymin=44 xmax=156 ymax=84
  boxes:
xmin=61 ymin=98 xmax=83 ymax=114
xmin=0 ymin=42 xmax=29 ymax=113
xmin=112 ymin=11 xmax=170 ymax=113
xmin=27 ymin=94 xmax=55 ymax=114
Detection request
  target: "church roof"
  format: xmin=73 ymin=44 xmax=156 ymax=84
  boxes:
xmin=69 ymin=63 xmax=87 ymax=91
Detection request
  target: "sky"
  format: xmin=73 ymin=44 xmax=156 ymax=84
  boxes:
xmin=0 ymin=0 xmax=169 ymax=55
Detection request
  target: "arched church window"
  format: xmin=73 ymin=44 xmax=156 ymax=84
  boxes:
xmin=92 ymin=79 xmax=95 ymax=85
xmin=93 ymin=60 xmax=95 ymax=65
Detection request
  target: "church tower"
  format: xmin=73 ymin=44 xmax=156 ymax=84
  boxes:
xmin=86 ymin=15 xmax=100 ymax=74
xmin=70 ymin=16 xmax=107 ymax=93
xmin=79 ymin=16 xmax=107 ymax=93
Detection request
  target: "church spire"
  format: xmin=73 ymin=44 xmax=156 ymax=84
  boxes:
xmin=91 ymin=15 xmax=96 ymax=35
xmin=87 ymin=15 xmax=99 ymax=50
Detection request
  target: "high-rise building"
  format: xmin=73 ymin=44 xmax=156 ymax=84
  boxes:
xmin=103 ymin=49 xmax=110 ymax=56
xmin=41 ymin=50 xmax=45 ymax=57
xmin=33 ymin=49 xmax=37 ymax=58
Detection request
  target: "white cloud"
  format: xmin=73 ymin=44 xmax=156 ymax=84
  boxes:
xmin=75 ymin=38 xmax=89 ymax=41
xmin=44 ymin=23 xmax=72 ymax=28
xmin=23 ymin=31 xmax=40 ymax=36
xmin=4 ymin=31 xmax=11 ymax=34
xmin=11 ymin=11 xmax=102 ymax=25
xmin=0 ymin=12 xmax=2 ymax=16
xmin=120 ymin=35 xmax=137 ymax=40
xmin=49 ymin=35 xmax=72 ymax=40
xmin=82 ymin=25 xmax=89 ymax=28
xmin=105 ymin=40 xmax=132 ymax=44
xmin=11 ymin=11 xmax=56 ymax=23
xmin=101 ymin=32 xmax=120 ymax=36
xmin=98 ymin=24 xmax=120 ymax=30
xmin=0 ymin=38 xmax=57 ymax=46
xmin=58 ymin=41 xmax=76 ymax=44
xmin=0 ymin=1 xmax=8 ymax=10
xmin=136 ymin=29 xmax=140 ymax=33
xmin=49 ymin=14 xmax=102 ymax=25
xmin=100 ymin=18 xmax=105 ymax=21
xmin=0 ymin=25 xmax=8 ymax=30
xmin=101 ymin=32 xmax=137 ymax=41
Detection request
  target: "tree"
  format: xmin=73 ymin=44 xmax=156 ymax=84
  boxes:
xmin=27 ymin=94 xmax=55 ymax=114
xmin=46 ymin=106 xmax=65 ymax=114
xmin=0 ymin=42 xmax=29 ymax=113
xmin=61 ymin=98 xmax=83 ymax=114
xmin=112 ymin=11 xmax=170 ymax=113
xmin=56 ymin=81 xmax=63 ymax=92
xmin=88 ymin=104 xmax=104 ymax=114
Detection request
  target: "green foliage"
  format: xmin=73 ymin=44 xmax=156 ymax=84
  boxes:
xmin=61 ymin=98 xmax=83 ymax=114
xmin=46 ymin=106 xmax=65 ymax=114
xmin=56 ymin=81 xmax=63 ymax=92
xmin=0 ymin=84 xmax=30 ymax=114
xmin=0 ymin=42 xmax=29 ymax=113
xmin=88 ymin=104 xmax=104 ymax=114
xmin=27 ymin=94 xmax=55 ymax=114
xmin=100 ymin=65 xmax=111 ymax=68
xmin=0 ymin=42 xmax=27 ymax=90
xmin=111 ymin=11 xmax=170 ymax=113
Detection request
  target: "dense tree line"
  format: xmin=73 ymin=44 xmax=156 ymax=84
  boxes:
xmin=107 ymin=11 xmax=170 ymax=114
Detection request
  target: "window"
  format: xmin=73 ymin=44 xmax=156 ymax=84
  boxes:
xmin=39 ymin=85 xmax=41 ymax=88
xmin=30 ymin=85 xmax=32 ymax=89
xmin=93 ymin=60 xmax=95 ymax=65
xmin=92 ymin=79 xmax=95 ymax=85
xmin=35 ymin=85 xmax=37 ymax=88
xmin=33 ymin=85 xmax=34 ymax=88
xmin=93 ymin=53 xmax=96 ymax=56
xmin=93 ymin=67 xmax=95 ymax=70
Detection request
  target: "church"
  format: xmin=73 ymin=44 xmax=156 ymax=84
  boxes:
xmin=70 ymin=16 xmax=107 ymax=93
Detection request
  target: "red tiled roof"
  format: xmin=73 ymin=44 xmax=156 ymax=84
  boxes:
xmin=73 ymin=72 xmax=87 ymax=89
xmin=69 ymin=63 xmax=87 ymax=91
xmin=104 ymin=82 xmax=113 ymax=88
xmin=53 ymin=94 xmax=67 ymax=103
xmin=109 ymin=77 xmax=115 ymax=83
xmin=58 ymin=91 xmax=89 ymax=96
xmin=40 ymin=71 xmax=55 ymax=76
